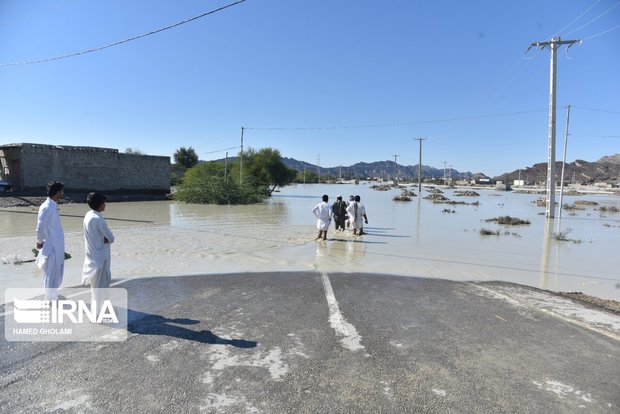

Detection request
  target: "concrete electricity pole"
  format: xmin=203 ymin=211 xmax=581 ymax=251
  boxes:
xmin=414 ymin=137 xmax=426 ymax=192
xmin=239 ymin=127 xmax=244 ymax=184
xmin=392 ymin=154 xmax=399 ymax=180
xmin=528 ymin=37 xmax=580 ymax=218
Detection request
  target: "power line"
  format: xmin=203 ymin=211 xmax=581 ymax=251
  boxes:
xmin=582 ymin=23 xmax=620 ymax=41
xmin=572 ymin=106 xmax=620 ymax=114
xmin=204 ymin=146 xmax=240 ymax=155
xmin=551 ymin=0 xmax=603 ymax=38
xmin=244 ymin=109 xmax=547 ymax=131
xmin=0 ymin=0 xmax=247 ymax=67
xmin=563 ymin=1 xmax=620 ymax=37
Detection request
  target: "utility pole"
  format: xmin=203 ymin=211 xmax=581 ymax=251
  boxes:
xmin=443 ymin=161 xmax=448 ymax=185
xmin=239 ymin=127 xmax=244 ymax=184
xmin=414 ymin=137 xmax=426 ymax=192
xmin=529 ymin=37 xmax=581 ymax=218
xmin=392 ymin=154 xmax=399 ymax=181
xmin=224 ymin=151 xmax=228 ymax=182
xmin=558 ymin=105 xmax=571 ymax=228
xmin=317 ymin=154 xmax=320 ymax=184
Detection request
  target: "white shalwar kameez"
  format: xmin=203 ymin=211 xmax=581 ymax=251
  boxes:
xmin=346 ymin=201 xmax=366 ymax=231
xmin=312 ymin=202 xmax=333 ymax=230
xmin=82 ymin=210 xmax=115 ymax=297
xmin=35 ymin=198 xmax=65 ymax=300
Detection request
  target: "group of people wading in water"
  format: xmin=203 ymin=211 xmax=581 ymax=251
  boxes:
xmin=312 ymin=194 xmax=368 ymax=241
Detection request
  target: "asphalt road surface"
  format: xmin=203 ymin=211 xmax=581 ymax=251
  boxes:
xmin=1 ymin=272 xmax=619 ymax=413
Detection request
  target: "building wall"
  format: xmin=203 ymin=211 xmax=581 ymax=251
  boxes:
xmin=0 ymin=144 xmax=170 ymax=192
xmin=118 ymin=153 xmax=170 ymax=190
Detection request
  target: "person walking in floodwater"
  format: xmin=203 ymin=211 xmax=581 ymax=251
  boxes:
xmin=346 ymin=195 xmax=368 ymax=236
xmin=312 ymin=194 xmax=332 ymax=241
xmin=35 ymin=181 xmax=65 ymax=300
xmin=332 ymin=195 xmax=347 ymax=231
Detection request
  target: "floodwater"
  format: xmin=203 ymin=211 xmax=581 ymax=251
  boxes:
xmin=1 ymin=184 xmax=619 ymax=304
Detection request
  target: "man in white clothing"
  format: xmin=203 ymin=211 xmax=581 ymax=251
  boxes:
xmin=35 ymin=181 xmax=65 ymax=300
xmin=82 ymin=192 xmax=115 ymax=306
xmin=346 ymin=195 xmax=368 ymax=236
xmin=311 ymin=194 xmax=332 ymax=241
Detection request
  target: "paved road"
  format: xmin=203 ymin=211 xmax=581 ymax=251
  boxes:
xmin=1 ymin=272 xmax=619 ymax=413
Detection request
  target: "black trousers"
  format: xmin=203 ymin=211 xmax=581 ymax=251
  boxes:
xmin=334 ymin=214 xmax=346 ymax=230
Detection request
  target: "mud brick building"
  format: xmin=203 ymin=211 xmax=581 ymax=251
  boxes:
xmin=0 ymin=143 xmax=170 ymax=193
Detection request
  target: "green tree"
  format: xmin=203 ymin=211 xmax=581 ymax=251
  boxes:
xmin=175 ymin=162 xmax=263 ymax=205
xmin=174 ymin=146 xmax=199 ymax=169
xmin=294 ymin=169 xmax=318 ymax=183
xmin=242 ymin=147 xmax=297 ymax=195
xmin=174 ymin=147 xmax=296 ymax=205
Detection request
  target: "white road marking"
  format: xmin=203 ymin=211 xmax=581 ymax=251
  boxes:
xmin=321 ymin=272 xmax=364 ymax=351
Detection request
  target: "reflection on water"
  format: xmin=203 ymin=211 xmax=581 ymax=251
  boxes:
xmin=1 ymin=184 xmax=619 ymax=303
xmin=539 ymin=219 xmax=553 ymax=292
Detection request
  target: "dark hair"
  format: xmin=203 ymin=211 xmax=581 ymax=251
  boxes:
xmin=354 ymin=195 xmax=361 ymax=202
xmin=337 ymin=196 xmax=342 ymax=200
xmin=322 ymin=194 xmax=329 ymax=202
xmin=87 ymin=192 xmax=107 ymax=210
xmin=47 ymin=181 xmax=64 ymax=197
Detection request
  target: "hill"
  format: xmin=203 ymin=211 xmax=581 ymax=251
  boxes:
xmin=281 ymin=157 xmax=477 ymax=180
xmin=211 ymin=153 xmax=619 ymax=184
xmin=494 ymin=154 xmax=620 ymax=185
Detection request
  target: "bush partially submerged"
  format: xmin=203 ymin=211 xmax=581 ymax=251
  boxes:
xmin=485 ymin=216 xmax=530 ymax=225
xmin=175 ymin=175 xmax=265 ymax=205
xmin=552 ymin=228 xmax=581 ymax=243
xmin=480 ymin=228 xmax=500 ymax=236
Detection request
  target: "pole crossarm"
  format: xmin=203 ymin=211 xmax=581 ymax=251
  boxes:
xmin=528 ymin=37 xmax=582 ymax=52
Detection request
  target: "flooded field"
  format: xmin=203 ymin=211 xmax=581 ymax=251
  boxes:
xmin=1 ymin=184 xmax=619 ymax=304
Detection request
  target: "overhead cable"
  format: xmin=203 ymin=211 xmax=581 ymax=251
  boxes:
xmin=551 ymin=0 xmax=603 ymax=38
xmin=245 ymin=109 xmax=547 ymax=131
xmin=573 ymin=106 xmax=620 ymax=114
xmin=582 ymin=23 xmax=620 ymax=41
xmin=563 ymin=1 xmax=620 ymax=37
xmin=0 ymin=0 xmax=247 ymax=67
xmin=204 ymin=146 xmax=240 ymax=155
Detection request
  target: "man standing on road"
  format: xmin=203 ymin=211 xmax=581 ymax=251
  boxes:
xmin=346 ymin=195 xmax=368 ymax=236
xmin=35 ymin=181 xmax=65 ymax=300
xmin=312 ymin=194 xmax=332 ymax=241
xmin=82 ymin=192 xmax=115 ymax=307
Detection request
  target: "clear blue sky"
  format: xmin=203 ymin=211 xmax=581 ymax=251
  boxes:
xmin=1 ymin=0 xmax=618 ymax=176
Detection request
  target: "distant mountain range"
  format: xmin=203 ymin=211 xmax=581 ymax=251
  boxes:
xmin=280 ymin=154 xmax=620 ymax=184
xmin=281 ymin=158 xmax=476 ymax=180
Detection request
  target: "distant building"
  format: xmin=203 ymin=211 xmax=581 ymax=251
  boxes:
xmin=0 ymin=143 xmax=170 ymax=193
xmin=513 ymin=180 xmax=525 ymax=187
xmin=471 ymin=177 xmax=495 ymax=185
